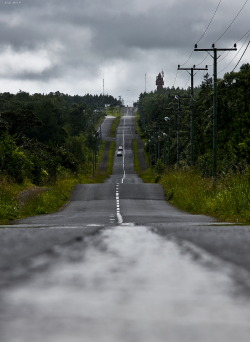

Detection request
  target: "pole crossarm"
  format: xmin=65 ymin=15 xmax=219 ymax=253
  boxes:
xmin=178 ymin=66 xmax=208 ymax=71
xmin=194 ymin=48 xmax=237 ymax=52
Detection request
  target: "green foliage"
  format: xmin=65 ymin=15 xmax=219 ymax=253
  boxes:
xmin=20 ymin=178 xmax=77 ymax=217
xmin=109 ymin=116 xmax=121 ymax=138
xmin=0 ymin=133 xmax=33 ymax=183
xmin=0 ymin=179 xmax=19 ymax=223
xmin=159 ymin=170 xmax=250 ymax=223
xmin=137 ymin=66 xmax=250 ymax=223
xmin=132 ymin=139 xmax=156 ymax=183
xmin=0 ymin=91 xmax=120 ymax=222
xmin=0 ymin=91 xmax=120 ymax=185
xmin=137 ymin=63 xmax=250 ymax=175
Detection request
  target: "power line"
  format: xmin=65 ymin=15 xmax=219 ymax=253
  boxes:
xmin=232 ymin=40 xmax=250 ymax=71
xmin=178 ymin=51 xmax=194 ymax=67
xmin=215 ymin=0 xmax=249 ymax=43
xmin=179 ymin=0 xmax=223 ymax=68
xmin=196 ymin=0 xmax=223 ymax=44
xmin=173 ymin=68 xmax=179 ymax=88
xmin=195 ymin=54 xmax=209 ymax=66
xmin=216 ymin=28 xmax=250 ymax=71
xmin=218 ymin=33 xmax=250 ymax=74
xmin=236 ymin=27 xmax=250 ymax=43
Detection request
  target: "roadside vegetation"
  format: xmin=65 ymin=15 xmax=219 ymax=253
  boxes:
xmin=133 ymin=140 xmax=250 ymax=223
xmin=109 ymin=115 xmax=122 ymax=138
xmin=135 ymin=63 xmax=250 ymax=224
xmin=160 ymin=170 xmax=250 ymax=223
xmin=0 ymin=92 xmax=122 ymax=224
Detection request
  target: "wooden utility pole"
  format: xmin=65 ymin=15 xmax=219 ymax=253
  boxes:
xmin=194 ymin=44 xmax=237 ymax=178
xmin=177 ymin=65 xmax=208 ymax=165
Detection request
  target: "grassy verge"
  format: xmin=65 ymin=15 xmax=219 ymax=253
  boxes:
xmin=133 ymin=138 xmax=250 ymax=223
xmin=132 ymin=139 xmax=156 ymax=183
xmin=109 ymin=116 xmax=121 ymax=138
xmin=160 ymin=169 xmax=250 ymax=224
xmin=105 ymin=107 xmax=122 ymax=117
xmin=0 ymin=140 xmax=116 ymax=225
xmin=18 ymin=178 xmax=78 ymax=218
xmin=0 ymin=179 xmax=21 ymax=224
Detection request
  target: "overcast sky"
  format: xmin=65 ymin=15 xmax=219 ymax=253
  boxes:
xmin=0 ymin=0 xmax=249 ymax=105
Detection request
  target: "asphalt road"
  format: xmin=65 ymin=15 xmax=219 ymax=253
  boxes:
xmin=1 ymin=107 xmax=250 ymax=342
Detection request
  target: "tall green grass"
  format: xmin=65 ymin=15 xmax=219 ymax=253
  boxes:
xmin=160 ymin=170 xmax=250 ymax=223
xmin=19 ymin=178 xmax=77 ymax=217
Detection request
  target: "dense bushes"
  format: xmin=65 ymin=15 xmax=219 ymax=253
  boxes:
xmin=0 ymin=91 xmax=122 ymax=184
xmin=137 ymin=63 xmax=250 ymax=176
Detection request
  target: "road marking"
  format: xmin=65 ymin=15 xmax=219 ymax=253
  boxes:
xmin=121 ymin=116 xmax=126 ymax=184
xmin=86 ymin=224 xmax=103 ymax=227
xmin=115 ymin=183 xmax=123 ymax=224
xmin=109 ymin=215 xmax=116 ymax=224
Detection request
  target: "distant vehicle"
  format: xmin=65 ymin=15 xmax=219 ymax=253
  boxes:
xmin=118 ymin=145 xmax=123 ymax=151
xmin=117 ymin=151 xmax=123 ymax=157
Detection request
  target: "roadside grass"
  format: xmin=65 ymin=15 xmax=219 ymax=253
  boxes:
xmin=132 ymin=139 xmax=141 ymax=175
xmin=105 ymin=107 xmax=122 ymax=117
xmin=0 ymin=140 xmax=116 ymax=225
xmin=133 ymin=138 xmax=250 ymax=223
xmin=19 ymin=178 xmax=78 ymax=218
xmin=132 ymin=139 xmax=156 ymax=183
xmin=160 ymin=169 xmax=250 ymax=224
xmin=0 ymin=178 xmax=20 ymax=224
xmin=109 ymin=116 xmax=121 ymax=138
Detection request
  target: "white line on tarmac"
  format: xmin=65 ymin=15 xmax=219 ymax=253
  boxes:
xmin=121 ymin=116 xmax=126 ymax=184
xmin=115 ymin=183 xmax=123 ymax=224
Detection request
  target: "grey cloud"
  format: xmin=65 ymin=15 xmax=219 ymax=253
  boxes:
xmin=5 ymin=65 xmax=61 ymax=81
xmin=0 ymin=0 xmax=249 ymax=101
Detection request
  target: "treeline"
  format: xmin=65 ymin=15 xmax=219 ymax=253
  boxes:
xmin=137 ymin=63 xmax=250 ymax=177
xmin=0 ymin=91 xmax=122 ymax=184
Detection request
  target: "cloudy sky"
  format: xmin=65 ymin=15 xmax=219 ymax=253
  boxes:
xmin=0 ymin=0 xmax=249 ymax=105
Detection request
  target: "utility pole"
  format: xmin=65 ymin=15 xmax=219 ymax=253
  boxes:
xmin=169 ymin=94 xmax=189 ymax=166
xmin=177 ymin=64 xmax=208 ymax=166
xmin=194 ymin=43 xmax=237 ymax=178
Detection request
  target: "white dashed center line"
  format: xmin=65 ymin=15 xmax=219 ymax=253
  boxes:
xmin=116 ymin=183 xmax=123 ymax=224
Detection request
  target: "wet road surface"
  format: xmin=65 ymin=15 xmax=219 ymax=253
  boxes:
xmin=1 ymin=108 xmax=250 ymax=342
xmin=1 ymin=225 xmax=250 ymax=342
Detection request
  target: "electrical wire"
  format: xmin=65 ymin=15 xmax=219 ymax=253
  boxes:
xmin=196 ymin=0 xmax=223 ymax=44
xmin=217 ymin=28 xmax=250 ymax=68
xmin=236 ymin=27 xmax=250 ymax=43
xmin=178 ymin=51 xmax=194 ymax=67
xmin=195 ymin=54 xmax=209 ymax=66
xmin=215 ymin=0 xmax=249 ymax=43
xmin=179 ymin=0 xmax=222 ymax=67
xmin=218 ymin=33 xmax=250 ymax=74
xmin=175 ymin=1 xmax=250 ymax=87
xmin=184 ymin=77 xmax=190 ymax=89
xmin=173 ymin=68 xmax=179 ymax=88
xmin=232 ymin=40 xmax=250 ymax=71
xmin=198 ymin=69 xmax=209 ymax=86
